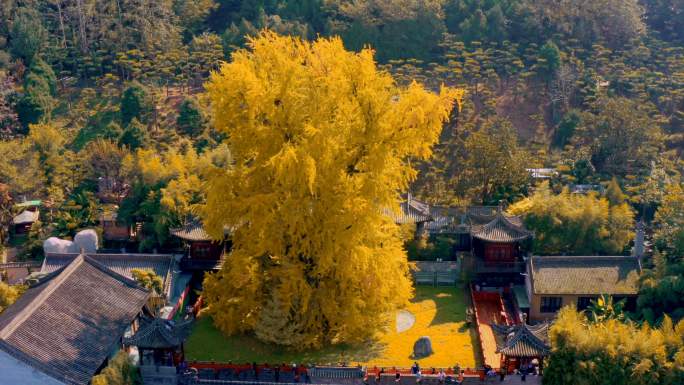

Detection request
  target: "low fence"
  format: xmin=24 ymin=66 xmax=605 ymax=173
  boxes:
xmin=187 ymin=362 xmax=307 ymax=375
xmin=412 ymin=261 xmax=460 ymax=286
xmin=469 ymin=287 xmax=489 ymax=371
xmin=182 ymin=380 xmax=324 ymax=385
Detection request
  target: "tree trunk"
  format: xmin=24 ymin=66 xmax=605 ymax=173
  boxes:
xmin=55 ymin=1 xmax=67 ymax=49
xmin=76 ymin=0 xmax=89 ymax=54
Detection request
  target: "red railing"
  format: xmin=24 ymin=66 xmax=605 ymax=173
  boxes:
xmin=187 ymin=362 xmax=307 ymax=375
xmin=192 ymin=296 xmax=204 ymax=316
xmin=470 ymin=285 xmax=489 ymax=370
xmin=367 ymin=366 xmax=483 ymax=377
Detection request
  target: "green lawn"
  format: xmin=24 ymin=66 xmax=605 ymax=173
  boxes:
xmin=185 ymin=286 xmax=479 ymax=368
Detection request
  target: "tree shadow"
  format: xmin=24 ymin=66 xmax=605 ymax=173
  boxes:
xmin=412 ymin=286 xmax=467 ymax=328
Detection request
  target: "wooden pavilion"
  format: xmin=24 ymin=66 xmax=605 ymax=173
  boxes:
xmin=490 ymin=322 xmax=551 ymax=374
xmin=170 ymin=221 xmax=227 ymax=271
xmin=123 ymin=316 xmax=193 ymax=384
xmin=123 ymin=316 xmax=193 ymax=367
xmin=470 ymin=206 xmax=533 ymax=280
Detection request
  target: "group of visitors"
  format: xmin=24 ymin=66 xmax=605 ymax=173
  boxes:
xmin=483 ymin=362 xmax=538 ymax=382
xmin=362 ymin=363 xmax=466 ymax=385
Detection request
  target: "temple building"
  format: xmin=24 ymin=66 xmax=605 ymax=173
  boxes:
xmin=525 ymin=255 xmax=641 ymax=322
xmin=100 ymin=206 xmax=133 ymax=246
xmin=170 ymin=221 xmax=228 ymax=271
xmin=124 ymin=316 xmax=193 ymax=384
xmin=392 ymin=197 xmax=533 ymax=276
xmin=491 ymin=322 xmax=551 ymax=374
xmin=12 ymin=209 xmax=39 ymax=235
xmin=12 ymin=200 xmax=41 ymax=236
xmin=469 ymin=207 xmax=533 ymax=280
xmin=41 ymin=252 xmax=192 ymax=319
xmin=0 ymin=255 xmax=150 ymax=385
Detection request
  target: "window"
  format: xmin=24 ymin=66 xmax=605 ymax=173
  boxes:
xmin=577 ymin=297 xmax=595 ymax=311
xmin=540 ymin=297 xmax=562 ymax=313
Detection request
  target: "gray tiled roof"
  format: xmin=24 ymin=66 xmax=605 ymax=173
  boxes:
xmin=42 ymin=253 xmax=175 ymax=297
xmin=390 ymin=198 xmax=531 ymax=240
xmin=471 ymin=211 xmax=532 ymax=243
xmin=0 ymin=255 xmax=150 ymax=385
xmin=491 ymin=323 xmax=551 ymax=358
xmin=12 ymin=210 xmax=39 ymax=225
xmin=387 ymin=199 xmax=434 ymax=224
xmin=123 ymin=316 xmax=193 ymax=349
xmin=170 ymin=221 xmax=213 ymax=241
xmin=529 ymin=256 xmax=641 ymax=295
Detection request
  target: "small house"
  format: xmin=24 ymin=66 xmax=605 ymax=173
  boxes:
xmin=100 ymin=207 xmax=132 ymax=244
xmin=525 ymin=255 xmax=641 ymax=322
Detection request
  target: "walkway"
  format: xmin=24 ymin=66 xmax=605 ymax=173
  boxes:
xmin=472 ymin=291 xmax=510 ymax=369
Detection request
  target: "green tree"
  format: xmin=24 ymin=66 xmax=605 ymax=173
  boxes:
xmin=537 ymin=40 xmax=560 ymax=82
xmin=653 ymin=183 xmax=684 ymax=258
xmin=52 ymin=190 xmax=100 ymax=238
xmin=570 ymin=98 xmax=663 ymax=179
xmin=554 ymin=110 xmax=580 ymax=148
xmin=174 ymin=0 xmax=218 ymax=37
xmin=638 ymin=261 xmax=684 ymax=323
xmin=458 ymin=118 xmax=530 ymax=204
xmin=118 ymin=118 xmax=148 ymax=150
xmin=176 ymin=98 xmax=205 ymax=137
xmin=16 ymin=58 xmax=57 ymax=127
xmin=120 ymin=82 xmax=150 ymax=127
xmin=527 ymin=0 xmax=645 ymax=48
xmin=586 ymin=294 xmax=627 ymax=323
xmin=188 ymin=32 xmax=225 ymax=78
xmin=328 ymin=0 xmax=446 ymax=61
xmin=642 ymin=0 xmax=684 ymax=43
xmin=9 ymin=7 xmax=47 ymax=64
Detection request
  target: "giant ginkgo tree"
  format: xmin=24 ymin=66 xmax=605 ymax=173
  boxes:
xmin=201 ymin=32 xmax=462 ymax=348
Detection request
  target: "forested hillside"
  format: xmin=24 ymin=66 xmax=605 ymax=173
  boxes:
xmin=0 ymin=0 xmax=682 ymax=253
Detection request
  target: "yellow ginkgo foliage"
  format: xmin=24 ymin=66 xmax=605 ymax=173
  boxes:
xmin=200 ymin=31 xmax=462 ymax=348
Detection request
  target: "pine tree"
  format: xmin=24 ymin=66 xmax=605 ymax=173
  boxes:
xmin=120 ymin=82 xmax=150 ymax=127
xmin=201 ymin=32 xmax=462 ymax=347
xmin=176 ymin=98 xmax=205 ymax=137
xmin=118 ymin=118 xmax=148 ymax=150
xmin=9 ymin=7 xmax=47 ymax=65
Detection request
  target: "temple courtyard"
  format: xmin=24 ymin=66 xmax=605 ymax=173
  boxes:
xmin=185 ymin=285 xmax=479 ymax=368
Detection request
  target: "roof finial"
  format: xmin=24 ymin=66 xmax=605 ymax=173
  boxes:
xmin=497 ymin=200 xmax=504 ymax=214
